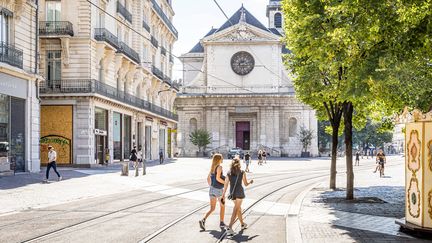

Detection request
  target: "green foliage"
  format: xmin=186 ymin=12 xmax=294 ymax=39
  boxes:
xmin=353 ymin=120 xmax=393 ymax=149
xmin=298 ymin=126 xmax=315 ymax=153
xmin=189 ymin=129 xmax=212 ymax=152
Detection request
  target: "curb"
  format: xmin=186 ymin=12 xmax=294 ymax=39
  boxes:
xmin=285 ymin=182 xmax=321 ymax=243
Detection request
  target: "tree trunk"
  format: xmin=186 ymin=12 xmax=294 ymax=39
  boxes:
xmin=344 ymin=102 xmax=354 ymax=200
xmin=330 ymin=124 xmax=339 ymax=190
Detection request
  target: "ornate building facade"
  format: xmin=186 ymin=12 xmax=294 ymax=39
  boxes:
xmin=38 ymin=0 xmax=178 ymax=166
xmin=0 ymin=0 xmax=40 ymax=174
xmin=176 ymin=1 xmax=318 ymax=157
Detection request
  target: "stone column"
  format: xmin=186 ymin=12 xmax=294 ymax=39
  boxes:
xmin=273 ymin=106 xmax=280 ymax=150
xmin=75 ymin=99 xmax=94 ymax=165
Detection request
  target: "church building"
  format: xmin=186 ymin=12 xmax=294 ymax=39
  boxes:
xmin=175 ymin=1 xmax=318 ymax=157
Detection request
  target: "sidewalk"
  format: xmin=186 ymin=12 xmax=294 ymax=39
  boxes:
xmin=294 ymin=156 xmax=432 ymax=242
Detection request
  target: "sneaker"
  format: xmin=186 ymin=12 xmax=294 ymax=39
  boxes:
xmin=58 ymin=176 xmax=62 ymax=181
xmin=241 ymin=223 xmax=248 ymax=230
xmin=42 ymin=179 xmax=48 ymax=183
xmin=225 ymin=227 xmax=235 ymax=236
xmin=219 ymin=221 xmax=226 ymax=229
xmin=199 ymin=219 xmax=205 ymax=231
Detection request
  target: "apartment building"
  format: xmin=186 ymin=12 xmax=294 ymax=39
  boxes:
xmin=38 ymin=0 xmax=178 ymax=166
xmin=0 ymin=0 xmax=40 ymax=174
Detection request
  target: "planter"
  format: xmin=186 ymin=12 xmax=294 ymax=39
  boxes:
xmin=196 ymin=151 xmax=204 ymax=157
xmin=301 ymin=152 xmax=310 ymax=158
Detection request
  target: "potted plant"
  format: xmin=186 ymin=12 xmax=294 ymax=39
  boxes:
xmin=189 ymin=129 xmax=211 ymax=157
xmin=298 ymin=126 xmax=314 ymax=157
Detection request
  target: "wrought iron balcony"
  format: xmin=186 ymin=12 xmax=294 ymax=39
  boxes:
xmin=163 ymin=74 xmax=172 ymax=86
xmin=161 ymin=47 xmax=166 ymax=56
xmin=142 ymin=20 xmax=150 ymax=32
xmin=151 ymin=65 xmax=164 ymax=80
xmin=117 ymin=41 xmax=140 ymax=64
xmin=94 ymin=28 xmax=120 ymax=50
xmin=151 ymin=36 xmax=158 ymax=48
xmin=151 ymin=0 xmax=178 ymax=38
xmin=0 ymin=42 xmax=23 ymax=69
xmin=117 ymin=1 xmax=132 ymax=23
xmin=39 ymin=21 xmax=74 ymax=36
xmin=39 ymin=79 xmax=178 ymax=121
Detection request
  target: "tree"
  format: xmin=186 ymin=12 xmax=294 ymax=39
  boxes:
xmin=283 ymin=0 xmax=432 ymax=199
xmin=298 ymin=126 xmax=314 ymax=155
xmin=353 ymin=120 xmax=393 ymax=152
xmin=189 ymin=129 xmax=211 ymax=155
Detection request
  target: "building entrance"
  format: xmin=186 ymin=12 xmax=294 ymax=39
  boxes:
xmin=236 ymin=121 xmax=250 ymax=150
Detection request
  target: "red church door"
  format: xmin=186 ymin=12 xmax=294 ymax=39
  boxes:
xmin=236 ymin=122 xmax=250 ymax=150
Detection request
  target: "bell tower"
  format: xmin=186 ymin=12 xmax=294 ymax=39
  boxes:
xmin=266 ymin=0 xmax=283 ymax=33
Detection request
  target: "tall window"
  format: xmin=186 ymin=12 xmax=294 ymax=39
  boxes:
xmin=46 ymin=51 xmax=61 ymax=81
xmin=46 ymin=1 xmax=61 ymax=21
xmin=274 ymin=12 xmax=282 ymax=28
xmin=289 ymin=117 xmax=297 ymax=137
xmin=0 ymin=11 xmax=10 ymax=44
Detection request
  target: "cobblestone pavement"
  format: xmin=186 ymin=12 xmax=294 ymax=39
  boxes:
xmin=298 ymin=156 xmax=432 ymax=242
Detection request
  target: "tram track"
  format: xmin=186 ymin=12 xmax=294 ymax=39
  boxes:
xmin=16 ymin=160 xmax=403 ymax=243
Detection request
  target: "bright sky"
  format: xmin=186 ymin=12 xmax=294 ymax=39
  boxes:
xmin=171 ymin=0 xmax=270 ymax=80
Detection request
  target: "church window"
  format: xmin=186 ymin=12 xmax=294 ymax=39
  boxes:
xmin=274 ymin=13 xmax=282 ymax=28
xmin=289 ymin=117 xmax=297 ymax=137
xmin=189 ymin=118 xmax=197 ymax=132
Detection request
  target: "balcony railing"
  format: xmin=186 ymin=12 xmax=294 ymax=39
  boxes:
xmin=142 ymin=20 xmax=150 ymax=32
xmin=151 ymin=0 xmax=178 ymax=38
xmin=151 ymin=36 xmax=158 ymax=48
xmin=161 ymin=47 xmax=166 ymax=56
xmin=94 ymin=28 xmax=120 ymax=50
xmin=117 ymin=41 xmax=140 ymax=64
xmin=39 ymin=79 xmax=178 ymax=121
xmin=0 ymin=42 xmax=23 ymax=69
xmin=163 ymin=74 xmax=172 ymax=86
xmin=39 ymin=21 xmax=74 ymax=36
xmin=117 ymin=1 xmax=132 ymax=23
xmin=151 ymin=65 xmax=164 ymax=80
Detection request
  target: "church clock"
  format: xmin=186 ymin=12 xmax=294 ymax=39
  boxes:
xmin=230 ymin=51 xmax=255 ymax=76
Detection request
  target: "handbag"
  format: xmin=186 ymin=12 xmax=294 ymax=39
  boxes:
xmin=227 ymin=171 xmax=241 ymax=200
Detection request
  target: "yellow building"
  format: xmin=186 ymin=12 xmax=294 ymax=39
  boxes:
xmin=38 ymin=0 xmax=178 ymax=166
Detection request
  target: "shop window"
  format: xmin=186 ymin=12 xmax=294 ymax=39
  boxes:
xmin=123 ymin=115 xmax=131 ymax=159
xmin=113 ymin=112 xmax=122 ymax=160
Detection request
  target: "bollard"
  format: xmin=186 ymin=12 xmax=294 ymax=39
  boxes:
xmin=142 ymin=159 xmax=146 ymax=175
xmin=121 ymin=162 xmax=129 ymax=176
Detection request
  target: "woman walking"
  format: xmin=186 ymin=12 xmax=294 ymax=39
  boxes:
xmin=130 ymin=146 xmax=138 ymax=176
xmin=199 ymin=154 xmax=226 ymax=231
xmin=257 ymin=150 xmax=263 ymax=165
xmin=222 ymin=158 xmax=254 ymax=236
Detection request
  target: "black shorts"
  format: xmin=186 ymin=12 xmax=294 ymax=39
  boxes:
xmin=379 ymin=161 xmax=384 ymax=168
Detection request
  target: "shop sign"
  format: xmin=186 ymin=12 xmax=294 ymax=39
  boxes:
xmin=0 ymin=73 xmax=27 ymax=99
xmin=94 ymin=129 xmax=107 ymax=136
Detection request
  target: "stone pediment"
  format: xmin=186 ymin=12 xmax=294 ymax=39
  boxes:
xmin=203 ymin=23 xmax=280 ymax=43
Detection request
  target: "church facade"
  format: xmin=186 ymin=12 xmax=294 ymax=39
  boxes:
xmin=175 ymin=1 xmax=318 ymax=157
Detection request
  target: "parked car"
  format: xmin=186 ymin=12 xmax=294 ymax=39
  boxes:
xmin=228 ymin=147 xmax=244 ymax=159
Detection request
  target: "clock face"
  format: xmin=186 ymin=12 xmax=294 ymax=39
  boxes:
xmin=230 ymin=51 xmax=255 ymax=76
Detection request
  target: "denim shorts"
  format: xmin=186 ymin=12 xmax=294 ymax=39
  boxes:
xmin=209 ymin=186 xmax=223 ymax=198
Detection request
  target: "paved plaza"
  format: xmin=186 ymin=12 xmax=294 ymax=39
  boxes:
xmin=1 ymin=156 xmax=430 ymax=242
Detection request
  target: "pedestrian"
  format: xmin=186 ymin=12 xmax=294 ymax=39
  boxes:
xmin=244 ymin=152 xmax=251 ymax=172
xmin=257 ymin=150 xmax=263 ymax=165
xmin=222 ymin=158 xmax=253 ymax=236
xmin=44 ymin=145 xmax=62 ymax=182
xmin=159 ymin=149 xmax=164 ymax=164
xmin=138 ymin=146 xmax=146 ymax=175
xmin=355 ymin=151 xmax=360 ymax=166
xmin=199 ymin=153 xmax=226 ymax=231
xmin=262 ymin=149 xmax=267 ymax=164
xmin=130 ymin=146 xmax=138 ymax=176
xmin=373 ymin=149 xmax=386 ymax=177
xmin=135 ymin=146 xmax=143 ymax=177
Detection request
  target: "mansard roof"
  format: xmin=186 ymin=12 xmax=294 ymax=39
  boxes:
xmin=215 ymin=6 xmax=270 ymax=33
xmin=188 ymin=28 xmax=218 ymax=53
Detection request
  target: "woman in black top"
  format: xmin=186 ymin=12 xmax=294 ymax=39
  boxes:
xmin=130 ymin=146 xmax=138 ymax=174
xmin=222 ymin=158 xmax=253 ymax=236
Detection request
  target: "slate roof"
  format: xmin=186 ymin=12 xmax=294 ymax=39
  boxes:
xmin=215 ymin=6 xmax=270 ymax=33
xmin=269 ymin=28 xmax=282 ymax=36
xmin=188 ymin=28 xmax=218 ymax=53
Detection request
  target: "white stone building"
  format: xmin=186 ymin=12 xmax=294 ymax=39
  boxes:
xmin=176 ymin=1 xmax=318 ymax=157
xmin=0 ymin=0 xmax=40 ymax=174
xmin=38 ymin=0 xmax=178 ymax=167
